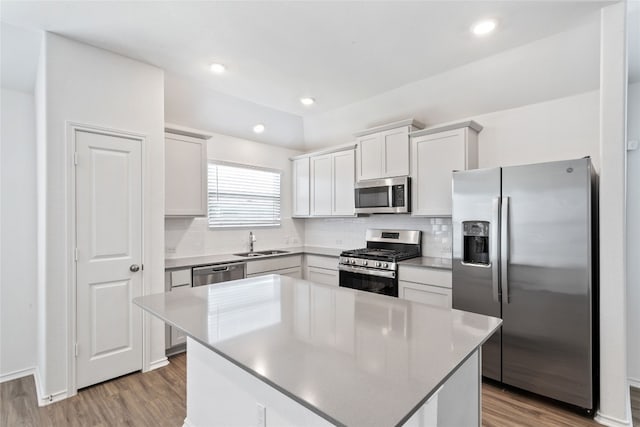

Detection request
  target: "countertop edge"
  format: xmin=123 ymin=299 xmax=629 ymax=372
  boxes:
xmin=166 ymin=250 xmax=453 ymax=271
xmin=165 ymin=246 xmax=342 ymax=269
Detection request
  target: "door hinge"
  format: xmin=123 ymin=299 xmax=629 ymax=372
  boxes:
xmin=73 ymin=152 xmax=78 ymax=165
xmin=75 ymin=343 xmax=78 ymax=357
xmin=74 ymin=248 xmax=79 ymax=262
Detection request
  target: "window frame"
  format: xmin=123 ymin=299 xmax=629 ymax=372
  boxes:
xmin=206 ymin=160 xmax=283 ymax=229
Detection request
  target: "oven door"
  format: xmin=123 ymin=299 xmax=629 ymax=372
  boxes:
xmin=338 ymin=265 xmax=398 ymax=297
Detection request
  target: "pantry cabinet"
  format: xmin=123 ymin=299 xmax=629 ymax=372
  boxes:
xmin=355 ymin=119 xmax=424 ymax=181
xmin=411 ymin=121 xmax=481 ymax=216
xmin=165 ymin=129 xmax=209 ymax=216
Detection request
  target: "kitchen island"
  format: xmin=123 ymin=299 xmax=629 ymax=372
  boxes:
xmin=134 ymin=275 xmax=501 ymax=427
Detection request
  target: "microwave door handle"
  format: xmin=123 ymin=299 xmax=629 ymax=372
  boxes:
xmin=388 ymin=186 xmax=394 ymax=208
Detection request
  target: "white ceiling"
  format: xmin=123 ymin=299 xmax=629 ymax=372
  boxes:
xmin=0 ymin=1 xmax=613 ymax=116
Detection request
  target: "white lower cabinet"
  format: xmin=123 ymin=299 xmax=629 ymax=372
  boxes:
xmin=304 ymin=254 xmax=339 ymax=287
xmin=399 ymin=281 xmax=452 ymax=308
xmin=165 ymin=268 xmax=192 ymax=353
xmin=398 ymin=265 xmax=452 ymax=309
xmin=247 ymin=255 xmax=303 ymax=279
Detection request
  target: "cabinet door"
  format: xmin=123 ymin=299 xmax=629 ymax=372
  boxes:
xmin=332 ymin=150 xmax=355 ymax=216
xmin=381 ymin=127 xmax=410 ymax=177
xmin=165 ymin=134 xmax=207 ymax=216
xmin=307 ymin=266 xmax=339 ymax=287
xmin=356 ymin=134 xmax=382 ymax=181
xmin=412 ymin=129 xmax=467 ymax=216
xmin=399 ymin=281 xmax=452 ymax=309
xmin=311 ymin=154 xmax=333 ymax=216
xmin=292 ymin=157 xmax=310 ymax=217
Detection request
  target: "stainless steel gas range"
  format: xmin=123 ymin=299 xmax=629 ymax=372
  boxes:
xmin=338 ymin=229 xmax=422 ymax=297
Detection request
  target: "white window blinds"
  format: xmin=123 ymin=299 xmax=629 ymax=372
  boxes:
xmin=208 ymin=162 xmax=281 ymax=228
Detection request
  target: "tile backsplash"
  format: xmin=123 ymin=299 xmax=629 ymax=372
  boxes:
xmin=166 ymin=215 xmax=452 ymax=259
xmin=165 ymin=217 xmax=306 ymax=257
xmin=303 ymin=215 xmax=452 ymax=258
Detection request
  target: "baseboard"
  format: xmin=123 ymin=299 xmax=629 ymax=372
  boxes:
xmin=594 ymin=411 xmax=632 ymax=427
xmin=628 ymin=377 xmax=640 ymax=389
xmin=147 ymin=357 xmax=169 ymax=372
xmin=0 ymin=366 xmax=35 ymax=383
xmin=33 ymin=367 xmax=69 ymax=407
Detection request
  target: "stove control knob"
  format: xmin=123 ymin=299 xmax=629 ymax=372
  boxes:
xmin=383 ymin=263 xmax=389 ymax=268
xmin=375 ymin=262 xmax=381 ymax=268
xmin=362 ymin=260 xmax=368 ymax=266
xmin=350 ymin=259 xmax=356 ymax=264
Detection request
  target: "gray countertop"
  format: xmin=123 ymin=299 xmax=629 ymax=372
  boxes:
xmin=134 ymin=275 xmax=501 ymax=427
xmin=164 ymin=245 xmax=342 ymax=269
xmin=398 ymin=256 xmax=452 ymax=270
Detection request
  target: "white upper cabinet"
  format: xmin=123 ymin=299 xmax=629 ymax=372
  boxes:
xmin=292 ymin=157 xmax=310 ymax=217
xmin=356 ymin=133 xmax=382 ymax=180
xmin=311 ymin=154 xmax=333 ymax=216
xmin=411 ymin=121 xmax=481 ymax=216
xmin=165 ymin=129 xmax=209 ymax=216
xmin=310 ymin=149 xmax=355 ymax=217
xmin=355 ymin=119 xmax=424 ymax=182
xmin=332 ymin=150 xmax=355 ymax=216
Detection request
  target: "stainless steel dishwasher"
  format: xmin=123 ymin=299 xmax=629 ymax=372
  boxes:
xmin=192 ymin=262 xmax=245 ymax=287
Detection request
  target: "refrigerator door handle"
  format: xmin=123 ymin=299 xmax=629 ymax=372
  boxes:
xmin=501 ymin=196 xmax=510 ymax=304
xmin=491 ymin=197 xmax=501 ymax=303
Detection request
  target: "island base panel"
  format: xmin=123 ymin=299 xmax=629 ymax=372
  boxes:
xmin=184 ymin=338 xmax=481 ymax=427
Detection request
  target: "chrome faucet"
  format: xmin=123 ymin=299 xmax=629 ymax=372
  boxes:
xmin=249 ymin=231 xmax=256 ymax=252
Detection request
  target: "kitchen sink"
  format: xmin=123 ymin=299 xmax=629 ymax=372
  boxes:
xmin=257 ymin=250 xmax=290 ymax=255
xmin=234 ymin=252 xmax=265 ymax=257
xmin=233 ymin=250 xmax=290 ymax=257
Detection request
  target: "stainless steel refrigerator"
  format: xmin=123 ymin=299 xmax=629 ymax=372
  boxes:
xmin=452 ymin=157 xmax=597 ymax=413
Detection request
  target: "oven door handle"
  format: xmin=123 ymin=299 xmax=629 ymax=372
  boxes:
xmin=338 ymin=264 xmax=396 ymax=279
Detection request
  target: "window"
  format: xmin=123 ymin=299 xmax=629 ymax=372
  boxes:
xmin=207 ymin=162 xmax=281 ymax=228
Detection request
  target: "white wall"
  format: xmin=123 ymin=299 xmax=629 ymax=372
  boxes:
xmin=627 ymin=81 xmax=640 ymax=387
xmin=303 ymin=13 xmax=600 ymax=149
xmin=165 ymin=73 xmax=305 ymax=151
xmin=36 ymin=33 xmax=165 ymax=402
xmin=596 ymin=3 xmax=631 ymax=425
xmin=0 ymin=88 xmax=37 ymax=379
xmin=34 ymin=34 xmax=47 ymax=393
xmin=165 ymin=132 xmax=305 ymax=258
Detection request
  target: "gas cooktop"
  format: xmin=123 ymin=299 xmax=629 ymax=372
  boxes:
xmin=339 ymin=247 xmax=420 ymax=262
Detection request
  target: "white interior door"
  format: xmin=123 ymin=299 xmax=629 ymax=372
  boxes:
xmin=75 ymin=128 xmax=143 ymax=389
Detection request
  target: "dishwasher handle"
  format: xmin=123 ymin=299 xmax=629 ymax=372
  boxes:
xmin=193 ymin=263 xmax=243 ymax=275
xmin=192 ymin=262 xmax=246 ymax=287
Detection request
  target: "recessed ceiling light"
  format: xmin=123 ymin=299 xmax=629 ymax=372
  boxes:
xmin=471 ymin=19 xmax=497 ymax=36
xmin=253 ymin=124 xmax=265 ymax=134
xmin=210 ymin=63 xmax=226 ymax=74
xmin=300 ymin=97 xmax=315 ymax=106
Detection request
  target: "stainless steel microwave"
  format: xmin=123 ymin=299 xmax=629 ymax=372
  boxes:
xmin=354 ymin=177 xmax=411 ymax=214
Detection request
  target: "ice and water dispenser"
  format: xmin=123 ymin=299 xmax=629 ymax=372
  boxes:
xmin=462 ymin=221 xmax=490 ymax=266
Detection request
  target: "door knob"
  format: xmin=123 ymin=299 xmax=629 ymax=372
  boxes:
xmin=130 ymin=264 xmax=141 ymax=272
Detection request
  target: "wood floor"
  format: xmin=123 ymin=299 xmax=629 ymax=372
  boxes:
xmin=2 ymin=353 xmax=639 ymax=426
